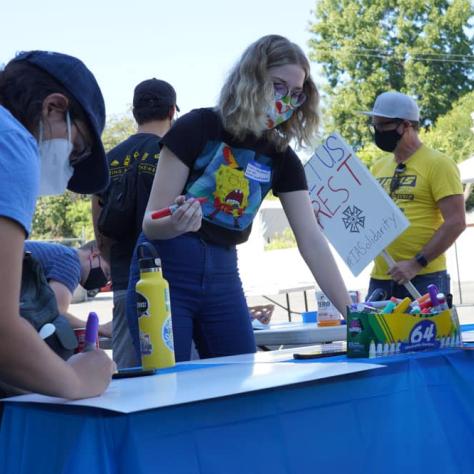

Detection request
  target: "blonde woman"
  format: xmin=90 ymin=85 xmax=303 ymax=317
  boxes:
xmin=127 ymin=35 xmax=352 ymax=361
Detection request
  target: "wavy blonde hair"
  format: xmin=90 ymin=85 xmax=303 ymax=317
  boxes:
xmin=218 ymin=34 xmax=319 ymax=151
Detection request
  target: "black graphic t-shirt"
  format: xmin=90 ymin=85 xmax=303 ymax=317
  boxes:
xmin=103 ymin=133 xmax=161 ymax=289
xmin=161 ymin=108 xmax=307 ymax=246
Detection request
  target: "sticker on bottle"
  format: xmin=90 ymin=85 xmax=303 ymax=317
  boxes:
xmin=164 ymin=288 xmax=171 ymax=312
xmin=136 ymin=292 xmax=150 ymax=318
xmin=140 ymin=332 xmax=153 ymax=355
xmin=162 ymin=316 xmax=174 ymax=351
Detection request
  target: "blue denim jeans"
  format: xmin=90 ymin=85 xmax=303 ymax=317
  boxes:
xmin=366 ymin=271 xmax=450 ymax=301
xmin=127 ymin=232 xmax=256 ymax=362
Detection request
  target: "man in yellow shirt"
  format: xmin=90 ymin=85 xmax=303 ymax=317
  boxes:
xmin=362 ymin=91 xmax=465 ymax=298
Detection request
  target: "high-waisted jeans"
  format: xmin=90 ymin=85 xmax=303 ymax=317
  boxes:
xmin=127 ymin=232 xmax=256 ymax=362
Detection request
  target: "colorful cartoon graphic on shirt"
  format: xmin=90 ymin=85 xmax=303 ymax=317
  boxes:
xmin=186 ymin=141 xmax=273 ymax=231
xmin=205 ymin=146 xmax=249 ymax=228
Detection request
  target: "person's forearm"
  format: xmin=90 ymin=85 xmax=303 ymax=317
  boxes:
xmin=143 ymin=213 xmax=183 ymax=240
xmin=388 ymin=217 xmax=466 ymax=284
xmin=66 ymin=312 xmax=111 ymax=337
xmin=65 ymin=312 xmax=90 ymax=329
xmin=298 ymin=235 xmax=352 ymax=317
xmin=418 ymin=220 xmax=466 ymax=263
xmin=0 ymin=316 xmax=80 ymax=398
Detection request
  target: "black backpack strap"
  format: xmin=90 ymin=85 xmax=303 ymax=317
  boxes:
xmin=97 ymin=162 xmax=138 ymax=240
xmin=20 ymin=252 xmax=77 ymax=359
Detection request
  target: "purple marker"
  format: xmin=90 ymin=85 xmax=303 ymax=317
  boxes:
xmin=84 ymin=312 xmax=99 ymax=352
xmin=436 ymin=293 xmax=449 ymax=311
xmin=427 ymin=284 xmax=440 ymax=308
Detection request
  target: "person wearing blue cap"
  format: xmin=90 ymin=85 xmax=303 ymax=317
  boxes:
xmin=0 ymin=51 xmax=115 ymax=400
xmin=361 ymin=91 xmax=466 ymax=299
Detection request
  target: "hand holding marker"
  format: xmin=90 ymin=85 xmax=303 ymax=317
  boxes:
xmin=151 ymin=197 xmax=207 ymax=220
xmin=84 ymin=312 xmax=99 ymax=352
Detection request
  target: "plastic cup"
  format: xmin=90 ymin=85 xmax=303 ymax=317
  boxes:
xmin=302 ymin=311 xmax=318 ymax=323
xmin=74 ymin=328 xmax=99 ymax=353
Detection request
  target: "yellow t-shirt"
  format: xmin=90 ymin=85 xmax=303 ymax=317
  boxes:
xmin=371 ymin=145 xmax=462 ymax=279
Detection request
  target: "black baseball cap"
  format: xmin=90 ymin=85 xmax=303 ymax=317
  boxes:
xmin=11 ymin=50 xmax=109 ymax=194
xmin=133 ymin=78 xmax=179 ymax=111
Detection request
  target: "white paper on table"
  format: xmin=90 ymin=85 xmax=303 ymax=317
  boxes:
xmin=462 ymin=330 xmax=474 ymax=342
xmin=3 ymin=358 xmax=384 ymax=414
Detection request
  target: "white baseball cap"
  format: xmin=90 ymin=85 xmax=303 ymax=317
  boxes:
xmin=360 ymin=91 xmax=420 ymax=122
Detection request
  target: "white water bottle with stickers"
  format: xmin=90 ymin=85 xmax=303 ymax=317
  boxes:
xmin=316 ymin=290 xmax=359 ymax=326
xmin=316 ymin=291 xmax=341 ymax=326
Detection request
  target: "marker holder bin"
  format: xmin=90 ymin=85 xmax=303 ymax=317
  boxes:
xmin=347 ymin=306 xmax=460 ymax=358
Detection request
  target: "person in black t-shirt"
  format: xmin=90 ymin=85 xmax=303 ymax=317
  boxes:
xmin=92 ymin=78 xmax=178 ymax=369
xmin=127 ymin=35 xmax=352 ymax=362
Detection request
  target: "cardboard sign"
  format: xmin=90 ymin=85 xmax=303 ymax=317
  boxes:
xmin=304 ymin=132 xmax=409 ymax=276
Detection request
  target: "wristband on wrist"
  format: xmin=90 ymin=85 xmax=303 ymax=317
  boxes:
xmin=415 ymin=252 xmax=428 ymax=268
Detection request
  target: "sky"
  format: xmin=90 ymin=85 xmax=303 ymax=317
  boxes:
xmin=1 ymin=0 xmax=318 ymax=119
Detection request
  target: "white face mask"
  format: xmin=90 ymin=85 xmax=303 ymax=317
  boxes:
xmin=38 ymin=112 xmax=74 ymax=196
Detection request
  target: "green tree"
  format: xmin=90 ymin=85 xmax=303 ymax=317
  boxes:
xmin=309 ymin=0 xmax=474 ymax=149
xmin=421 ymin=90 xmax=474 ymax=164
xmin=30 ymin=113 xmax=136 ymax=241
xmin=31 ymin=193 xmax=93 ymax=241
xmin=102 ymin=112 xmax=135 ymax=152
xmin=422 ymin=91 xmax=474 ymax=210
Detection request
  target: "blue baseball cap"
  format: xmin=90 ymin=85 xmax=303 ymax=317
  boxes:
xmin=11 ymin=50 xmax=109 ymax=194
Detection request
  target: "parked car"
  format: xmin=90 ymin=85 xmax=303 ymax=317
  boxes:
xmin=87 ymin=281 xmax=112 ymax=298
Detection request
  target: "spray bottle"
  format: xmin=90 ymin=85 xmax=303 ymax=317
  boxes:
xmin=136 ymin=242 xmax=175 ymax=370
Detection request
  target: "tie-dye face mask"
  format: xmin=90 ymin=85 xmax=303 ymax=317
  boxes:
xmin=265 ymin=94 xmax=295 ymax=129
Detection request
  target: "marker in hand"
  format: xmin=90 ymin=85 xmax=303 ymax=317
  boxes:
xmin=84 ymin=312 xmax=99 ymax=352
xmin=151 ymin=197 xmax=207 ymax=220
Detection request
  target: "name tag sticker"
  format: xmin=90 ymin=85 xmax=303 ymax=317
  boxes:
xmin=245 ymin=161 xmax=271 ymax=183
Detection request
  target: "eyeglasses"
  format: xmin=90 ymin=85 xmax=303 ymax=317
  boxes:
xmin=390 ymin=162 xmax=406 ymax=196
xmin=70 ymin=122 xmax=93 ymax=166
xmin=273 ymin=81 xmax=307 ymax=108
xmin=368 ymin=119 xmax=403 ymax=136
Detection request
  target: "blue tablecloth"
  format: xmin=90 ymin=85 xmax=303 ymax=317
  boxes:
xmin=1 ymin=349 xmax=474 ymax=474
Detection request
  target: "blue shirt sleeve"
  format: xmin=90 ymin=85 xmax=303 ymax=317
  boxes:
xmin=47 ymin=248 xmax=81 ymax=294
xmin=0 ymin=109 xmax=39 ymax=236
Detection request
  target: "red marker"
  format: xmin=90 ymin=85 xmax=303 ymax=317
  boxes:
xmin=151 ymin=197 xmax=207 ymax=220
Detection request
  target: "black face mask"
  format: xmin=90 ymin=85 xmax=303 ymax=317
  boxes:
xmin=374 ymin=129 xmax=402 ymax=152
xmin=83 ymin=267 xmax=108 ymax=290
xmin=83 ymin=253 xmax=108 ymax=290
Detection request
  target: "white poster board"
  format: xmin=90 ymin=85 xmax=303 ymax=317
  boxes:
xmin=304 ymin=132 xmax=409 ymax=276
xmin=2 ymin=357 xmax=384 ymax=413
